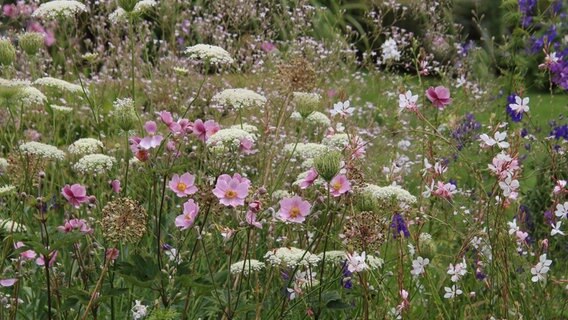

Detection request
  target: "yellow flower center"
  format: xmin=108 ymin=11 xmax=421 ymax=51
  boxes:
xmin=225 ymin=190 xmax=237 ymax=199
xmin=290 ymin=207 xmax=300 ymax=218
xmin=176 ymin=182 xmax=187 ymax=192
xmin=332 ymin=182 xmax=342 ymax=191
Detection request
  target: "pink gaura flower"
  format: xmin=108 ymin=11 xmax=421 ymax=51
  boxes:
xmin=212 ymin=173 xmax=251 ymax=207
xmin=425 ymin=86 xmax=452 ymax=109
xmin=278 ymin=196 xmax=311 ymax=223
xmin=144 ymin=121 xmax=158 ymax=135
xmin=139 ymin=135 xmax=163 ymax=150
xmin=240 ymin=137 xmax=256 ymax=155
xmin=260 ymin=41 xmax=276 ymax=53
xmin=488 ymin=153 xmax=520 ymax=180
xmin=57 ymin=219 xmax=93 ymax=234
xmin=349 ymin=136 xmax=366 ymax=159
xmin=0 ymin=279 xmax=17 ymax=287
xmin=36 ymin=251 xmax=58 ymax=267
xmin=110 ymin=179 xmax=121 ymax=193
xmin=61 ymin=184 xmax=89 ymax=208
xmin=193 ymin=119 xmax=220 ymax=142
xmin=329 ymin=174 xmax=351 ymax=197
xmin=300 ymin=168 xmax=318 ymax=189
xmin=175 ymin=199 xmax=199 ymax=230
xmin=14 ymin=242 xmax=37 ymax=261
xmin=432 ymin=181 xmax=457 ymax=200
xmin=246 ymin=211 xmax=262 ymax=229
xmin=168 ymin=173 xmax=198 ymax=197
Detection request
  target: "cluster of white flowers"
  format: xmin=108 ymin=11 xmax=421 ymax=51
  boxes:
xmin=73 ymin=154 xmax=116 ymax=174
xmin=410 ymin=256 xmax=430 ymax=276
xmin=284 ymin=143 xmax=329 ymax=160
xmin=32 ymin=0 xmax=87 ymax=20
xmin=51 ymin=105 xmax=73 ymax=113
xmin=229 ymin=124 xmax=259 ymax=137
xmin=292 ymin=92 xmax=321 ymax=107
xmin=290 ymin=111 xmax=331 ymax=127
xmin=131 ymin=300 xmax=148 ymax=320
xmin=0 ymin=219 xmax=27 ymax=233
xmin=318 ymin=250 xmax=382 ymax=270
xmin=229 ymin=259 xmax=265 ymax=276
xmin=19 ymin=141 xmax=65 ymax=160
xmin=271 ymin=189 xmax=292 ymax=201
xmin=0 ymin=185 xmax=16 ymax=195
xmin=322 ymin=133 xmax=349 ymax=150
xmin=34 ymin=77 xmax=83 ymax=93
xmin=68 ymin=138 xmax=104 ymax=155
xmin=207 ymin=128 xmax=255 ymax=148
xmin=531 ymin=254 xmax=552 ymax=283
xmin=212 ymin=88 xmax=266 ymax=110
xmin=381 ymin=38 xmax=401 ymax=62
xmin=109 ymin=8 xmax=127 ymax=23
xmin=17 ymin=86 xmax=47 ymax=105
xmin=0 ymin=78 xmax=31 ymax=88
xmin=362 ymin=184 xmax=417 ymax=205
xmin=133 ymin=0 xmax=157 ymax=12
xmin=185 ymin=44 xmax=234 ymax=65
xmin=264 ymin=247 xmax=320 ymax=268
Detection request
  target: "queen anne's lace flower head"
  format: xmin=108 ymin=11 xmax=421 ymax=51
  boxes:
xmin=362 ymin=184 xmax=417 ymax=205
xmin=34 ymin=77 xmax=84 ymax=93
xmin=229 ymin=259 xmax=265 ymax=276
xmin=73 ymin=154 xmax=116 ymax=175
xmin=68 ymin=138 xmax=104 ymax=155
xmin=0 ymin=185 xmax=16 ymax=195
xmin=322 ymin=133 xmax=349 ymax=150
xmin=109 ymin=8 xmax=127 ymax=23
xmin=185 ymin=44 xmax=234 ymax=65
xmin=133 ymin=0 xmax=157 ymax=12
xmin=206 ymin=128 xmax=255 ymax=149
xmin=0 ymin=219 xmax=27 ymax=232
xmin=51 ymin=105 xmax=73 ymax=113
xmin=32 ymin=1 xmax=87 ymax=20
xmin=19 ymin=141 xmax=65 ymax=160
xmin=17 ymin=86 xmax=47 ymax=106
xmin=264 ymin=247 xmax=320 ymax=268
xmin=212 ymin=88 xmax=266 ymax=110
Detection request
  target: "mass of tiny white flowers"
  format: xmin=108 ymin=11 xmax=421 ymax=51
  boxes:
xmin=264 ymin=247 xmax=321 ymax=268
xmin=212 ymin=88 xmax=267 ymax=110
xmin=0 ymin=185 xmax=16 ymax=195
xmin=51 ymin=105 xmax=73 ymax=113
xmin=19 ymin=141 xmax=65 ymax=160
xmin=68 ymin=138 xmax=104 ymax=155
xmin=291 ymin=111 xmax=331 ymax=127
xmin=109 ymin=8 xmax=127 ymax=23
xmin=229 ymin=259 xmax=266 ymax=276
xmin=34 ymin=77 xmax=83 ymax=93
xmin=0 ymin=219 xmax=27 ymax=233
xmin=361 ymin=184 xmax=417 ymax=205
xmin=292 ymin=92 xmax=321 ymax=107
xmin=73 ymin=154 xmax=116 ymax=175
xmin=32 ymin=1 xmax=87 ymax=20
xmin=317 ymin=250 xmax=348 ymax=264
xmin=17 ymin=86 xmax=47 ymax=105
xmin=228 ymin=124 xmax=259 ymax=137
xmin=284 ymin=143 xmax=329 ymax=160
xmin=185 ymin=44 xmax=234 ymax=65
xmin=381 ymin=38 xmax=401 ymax=62
xmin=206 ymin=128 xmax=255 ymax=148
xmin=133 ymin=0 xmax=157 ymax=12
xmin=322 ymin=133 xmax=349 ymax=150
xmin=0 ymin=78 xmax=31 ymax=88
xmin=0 ymin=157 xmax=8 ymax=171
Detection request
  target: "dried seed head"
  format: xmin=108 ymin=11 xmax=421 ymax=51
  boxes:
xmin=101 ymin=197 xmax=147 ymax=244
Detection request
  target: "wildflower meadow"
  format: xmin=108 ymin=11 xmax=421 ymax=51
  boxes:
xmin=1 ymin=0 xmax=568 ymax=319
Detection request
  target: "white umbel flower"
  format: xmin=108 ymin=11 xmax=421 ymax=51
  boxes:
xmin=68 ymin=138 xmax=104 ymax=155
xmin=32 ymin=1 xmax=87 ymax=20
xmin=229 ymin=124 xmax=259 ymax=137
xmin=0 ymin=219 xmax=27 ymax=232
xmin=362 ymin=184 xmax=417 ymax=205
xmin=212 ymin=88 xmax=266 ymax=110
xmin=51 ymin=105 xmax=73 ymax=113
xmin=0 ymin=78 xmax=31 ymax=88
xmin=73 ymin=154 xmax=116 ymax=175
xmin=34 ymin=77 xmax=84 ymax=93
xmin=229 ymin=259 xmax=265 ymax=276
xmin=0 ymin=185 xmax=16 ymax=195
xmin=264 ymin=247 xmax=320 ymax=268
xmin=290 ymin=111 xmax=330 ymax=127
xmin=284 ymin=143 xmax=329 ymax=160
xmin=322 ymin=133 xmax=349 ymax=150
xmin=206 ymin=128 xmax=255 ymax=148
xmin=134 ymin=0 xmax=157 ymax=12
xmin=19 ymin=141 xmax=65 ymax=160
xmin=109 ymin=7 xmax=127 ymax=23
xmin=292 ymin=92 xmax=321 ymax=107
xmin=185 ymin=44 xmax=234 ymax=65
xmin=18 ymin=86 xmax=47 ymax=105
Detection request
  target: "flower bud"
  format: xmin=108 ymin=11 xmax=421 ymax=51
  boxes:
xmin=18 ymin=32 xmax=44 ymax=56
xmin=314 ymin=151 xmax=341 ymax=182
xmin=292 ymin=92 xmax=320 ymax=118
xmin=112 ymin=97 xmax=137 ymax=131
xmin=0 ymin=38 xmax=16 ymax=66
